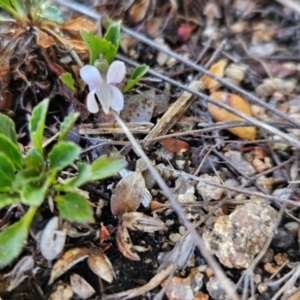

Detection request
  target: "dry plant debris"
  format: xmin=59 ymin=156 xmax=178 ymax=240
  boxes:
xmin=2 ymin=0 xmax=300 ymax=299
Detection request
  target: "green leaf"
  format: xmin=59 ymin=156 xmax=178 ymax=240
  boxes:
xmin=124 ymin=64 xmax=149 ymax=93
xmin=58 ymin=113 xmax=79 ymax=142
xmin=13 ymin=169 xmax=44 ymax=191
xmin=20 ymin=183 xmax=46 ymax=206
xmin=23 ymin=148 xmax=44 ymax=171
xmin=90 ymin=155 xmax=127 ymax=181
xmin=37 ymin=5 xmax=64 ymax=24
xmin=104 ymin=21 xmax=121 ymax=49
xmin=0 ymin=113 xmax=18 ymax=144
xmin=55 ymin=192 xmax=94 ymax=223
xmin=0 ymin=218 xmax=28 ymax=268
xmin=0 ymin=221 xmax=28 ymax=268
xmin=29 ymin=99 xmax=49 ymax=153
xmin=0 ymin=193 xmax=20 ymax=209
xmin=0 ymin=134 xmax=22 ymax=170
xmin=63 ymin=163 xmax=92 ymax=189
xmin=0 ymin=206 xmax=36 ymax=268
xmin=59 ymin=73 xmax=77 ymax=94
xmin=0 ymin=0 xmax=17 ymax=16
xmin=0 ymin=153 xmax=15 ymax=192
xmin=80 ymin=30 xmax=116 ymax=65
xmin=49 ymin=142 xmax=81 ymax=172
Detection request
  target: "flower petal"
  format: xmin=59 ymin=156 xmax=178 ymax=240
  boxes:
xmin=87 ymin=90 xmax=99 ymax=113
xmin=95 ymin=84 xmax=112 ymax=114
xmin=109 ymin=85 xmax=124 ymax=112
xmin=80 ymin=65 xmax=103 ymax=90
xmin=106 ymin=61 xmax=126 ymax=85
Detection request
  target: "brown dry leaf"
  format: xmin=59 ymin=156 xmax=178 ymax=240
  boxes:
xmin=49 ymin=282 xmax=73 ymax=300
xmin=116 ymin=225 xmax=141 ymax=261
xmin=145 ymin=17 xmax=164 ymax=37
xmin=48 ymin=248 xmax=89 ymax=285
xmin=0 ymin=60 xmax=12 ymax=109
xmin=121 ymin=212 xmax=165 ymax=232
xmin=202 ymin=59 xmax=228 ymax=91
xmin=160 ymin=138 xmax=190 ymax=153
xmin=41 ymin=27 xmax=87 ymax=52
xmin=208 ymin=91 xmax=257 ymax=140
xmin=34 ymin=27 xmax=56 ymax=48
xmin=70 ymin=273 xmax=95 ymax=299
xmin=111 ymin=172 xmax=145 ymax=216
xmin=120 ymin=90 xmax=155 ymax=122
xmin=87 ymin=250 xmax=115 ymax=283
xmin=128 ymin=0 xmax=150 ymax=24
xmin=60 ymin=17 xmax=96 ymax=32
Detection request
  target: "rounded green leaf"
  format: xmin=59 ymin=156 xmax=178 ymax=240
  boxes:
xmin=90 ymin=155 xmax=127 ymax=181
xmin=63 ymin=163 xmax=92 ymax=189
xmin=49 ymin=142 xmax=81 ymax=172
xmin=124 ymin=64 xmax=149 ymax=93
xmin=58 ymin=112 xmax=79 ymax=142
xmin=13 ymin=169 xmax=43 ymax=191
xmin=29 ymin=99 xmax=49 ymax=153
xmin=0 ymin=218 xmax=29 ymax=268
xmin=23 ymin=148 xmax=44 ymax=171
xmin=0 ymin=113 xmax=18 ymax=144
xmin=55 ymin=192 xmax=94 ymax=223
xmin=20 ymin=183 xmax=47 ymax=206
xmin=0 ymin=193 xmax=19 ymax=209
xmin=0 ymin=152 xmax=15 ymax=191
xmin=0 ymin=134 xmax=22 ymax=170
xmin=59 ymin=73 xmax=77 ymax=94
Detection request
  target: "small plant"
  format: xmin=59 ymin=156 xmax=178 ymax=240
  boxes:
xmin=61 ymin=21 xmax=149 ymax=114
xmin=0 ymin=99 xmax=127 ymax=268
xmin=0 ymin=0 xmax=64 ymax=25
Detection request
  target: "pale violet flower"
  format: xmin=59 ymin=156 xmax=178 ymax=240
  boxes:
xmin=80 ymin=60 xmax=126 ymax=114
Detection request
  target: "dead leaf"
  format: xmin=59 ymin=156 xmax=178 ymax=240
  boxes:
xmin=208 ymin=91 xmax=257 ymax=140
xmin=202 ymin=59 xmax=228 ymax=91
xmin=41 ymin=26 xmax=87 ymax=52
xmin=160 ymin=138 xmax=190 ymax=153
xmin=116 ymin=225 xmax=141 ymax=261
xmin=87 ymin=250 xmax=115 ymax=283
xmin=128 ymin=0 xmax=150 ymax=24
xmin=34 ymin=27 xmax=56 ymax=48
xmin=158 ymin=233 xmax=195 ymax=271
xmin=111 ymin=172 xmax=146 ymax=216
xmin=70 ymin=273 xmax=95 ymax=299
xmin=120 ymin=90 xmax=155 ymax=122
xmin=49 ymin=282 xmax=73 ymax=300
xmin=39 ymin=217 xmax=67 ymax=261
xmin=48 ymin=248 xmax=89 ymax=285
xmin=7 ymin=256 xmax=34 ymax=292
xmin=121 ymin=212 xmax=165 ymax=232
xmin=60 ymin=17 xmax=96 ymax=32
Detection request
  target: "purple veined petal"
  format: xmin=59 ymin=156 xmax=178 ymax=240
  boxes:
xmin=109 ymin=85 xmax=124 ymax=112
xmin=95 ymin=84 xmax=113 ymax=114
xmin=80 ymin=65 xmax=103 ymax=90
xmin=86 ymin=89 xmax=99 ymax=113
xmin=106 ymin=61 xmax=126 ymax=85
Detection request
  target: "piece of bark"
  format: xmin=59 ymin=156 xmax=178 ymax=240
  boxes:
xmin=143 ymin=80 xmax=206 ymax=149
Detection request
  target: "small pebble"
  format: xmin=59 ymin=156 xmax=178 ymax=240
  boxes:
xmin=272 ymin=228 xmax=295 ymax=250
xmin=261 ymin=248 xmax=274 ymax=264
